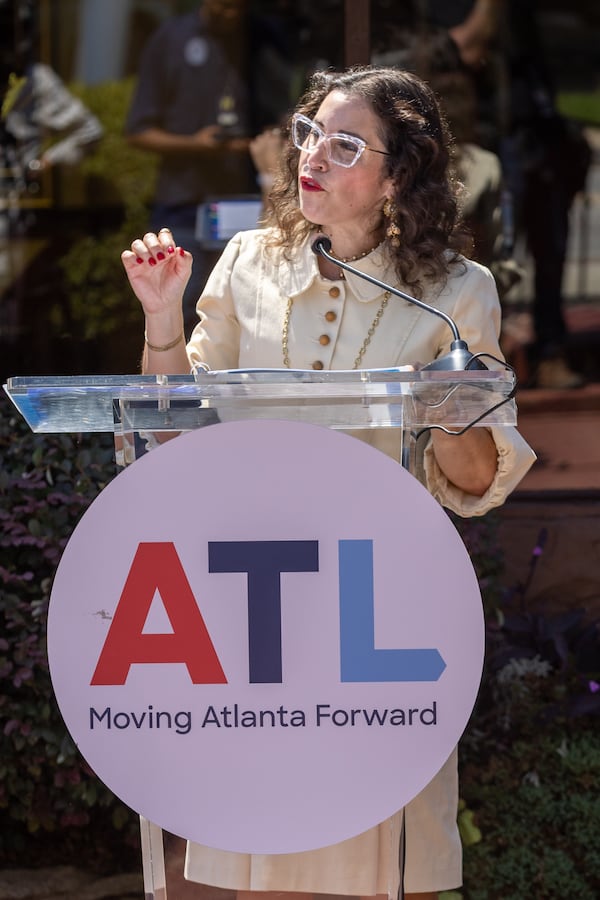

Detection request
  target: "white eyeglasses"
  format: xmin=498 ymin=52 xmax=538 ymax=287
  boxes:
xmin=291 ymin=113 xmax=390 ymax=168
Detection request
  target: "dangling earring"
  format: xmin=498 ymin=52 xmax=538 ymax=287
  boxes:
xmin=383 ymin=198 xmax=401 ymax=248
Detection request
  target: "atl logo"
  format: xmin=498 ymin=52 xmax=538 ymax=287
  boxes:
xmin=92 ymin=539 xmax=446 ymax=686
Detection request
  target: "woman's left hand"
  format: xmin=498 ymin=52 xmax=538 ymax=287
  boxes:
xmin=431 ymin=427 xmax=498 ymax=497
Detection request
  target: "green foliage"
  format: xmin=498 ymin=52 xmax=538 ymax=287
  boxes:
xmin=460 ymin=729 xmax=600 ymax=899
xmin=557 ymin=90 xmax=600 ymax=126
xmin=450 ymin=510 xmax=505 ymax=614
xmin=457 ymin=526 xmax=600 ymax=899
xmin=68 ymin=77 xmax=157 ymax=216
xmin=55 ymin=207 xmax=147 ymax=346
xmin=56 ymin=78 xmax=157 ymax=344
xmin=0 ymin=397 xmax=139 ymax=868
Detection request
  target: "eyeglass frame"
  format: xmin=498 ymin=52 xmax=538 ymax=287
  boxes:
xmin=291 ymin=113 xmax=390 ymax=168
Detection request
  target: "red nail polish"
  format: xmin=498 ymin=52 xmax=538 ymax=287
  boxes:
xmin=148 ymin=257 xmax=157 ymax=266
xmin=179 ymin=248 xmax=185 ymax=257
xmin=157 ymin=252 xmax=165 ymax=260
xmin=136 ymin=257 xmax=144 ymax=264
xmin=167 ymin=246 xmax=175 ymax=255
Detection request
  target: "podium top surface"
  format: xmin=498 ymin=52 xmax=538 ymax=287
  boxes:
xmin=3 ymin=369 xmax=517 ymax=433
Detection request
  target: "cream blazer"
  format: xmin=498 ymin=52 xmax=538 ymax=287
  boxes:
xmin=187 ymin=229 xmax=535 ymax=519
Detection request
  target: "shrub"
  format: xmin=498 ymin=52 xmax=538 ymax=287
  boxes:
xmin=56 ymin=78 xmax=157 ymax=348
xmin=460 ymin=727 xmax=600 ymax=899
xmin=458 ymin=528 xmax=600 ymax=899
xmin=0 ymin=396 xmax=139 ymax=869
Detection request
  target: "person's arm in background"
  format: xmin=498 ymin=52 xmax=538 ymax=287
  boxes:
xmin=127 ymin=124 xmax=249 ymax=156
xmin=249 ymin=126 xmax=284 ymax=211
xmin=448 ymin=0 xmax=504 ymax=68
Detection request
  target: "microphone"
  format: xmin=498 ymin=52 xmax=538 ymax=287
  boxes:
xmin=312 ymin=236 xmax=487 ymax=371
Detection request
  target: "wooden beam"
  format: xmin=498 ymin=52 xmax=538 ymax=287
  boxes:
xmin=344 ymin=0 xmax=370 ymax=67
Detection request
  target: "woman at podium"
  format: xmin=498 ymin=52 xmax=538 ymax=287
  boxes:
xmin=122 ymin=65 xmax=534 ymax=900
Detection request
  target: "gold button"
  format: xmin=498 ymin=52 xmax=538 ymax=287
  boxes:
xmin=312 ymin=360 xmax=324 ymax=370
xmin=319 ymin=334 xmax=330 ymax=346
xmin=325 ymin=310 xmax=337 ymax=322
xmin=329 ymin=286 xmax=341 ymax=298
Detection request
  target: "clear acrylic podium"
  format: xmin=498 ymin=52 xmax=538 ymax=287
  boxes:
xmin=4 ymin=366 xmax=517 ymax=899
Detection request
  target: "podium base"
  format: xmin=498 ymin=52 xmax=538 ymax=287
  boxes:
xmin=140 ymin=816 xmax=167 ymax=899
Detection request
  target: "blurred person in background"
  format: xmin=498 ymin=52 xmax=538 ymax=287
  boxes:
xmin=125 ymin=0 xmax=295 ymax=335
xmin=425 ymin=0 xmax=592 ymax=388
xmin=371 ymin=25 xmax=510 ymax=282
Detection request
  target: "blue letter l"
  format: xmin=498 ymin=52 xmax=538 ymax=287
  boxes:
xmin=339 ymin=540 xmax=446 ymax=682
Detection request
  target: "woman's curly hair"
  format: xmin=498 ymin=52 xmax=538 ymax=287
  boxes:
xmin=264 ymin=65 xmax=471 ymax=298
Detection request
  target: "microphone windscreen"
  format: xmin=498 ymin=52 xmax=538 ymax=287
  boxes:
xmin=311 ymin=236 xmax=332 ymax=255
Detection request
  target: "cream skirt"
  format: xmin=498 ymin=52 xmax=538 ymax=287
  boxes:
xmin=184 ymin=750 xmax=461 ymax=896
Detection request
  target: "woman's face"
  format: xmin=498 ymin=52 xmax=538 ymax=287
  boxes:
xmin=297 ymin=90 xmax=394 ymax=240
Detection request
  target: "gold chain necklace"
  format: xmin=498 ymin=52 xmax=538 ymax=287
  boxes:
xmin=314 ymin=231 xmax=383 ymax=263
xmin=282 ymin=291 xmax=390 ymax=370
xmin=331 ymin=240 xmax=384 ymax=263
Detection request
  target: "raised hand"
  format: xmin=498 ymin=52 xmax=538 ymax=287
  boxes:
xmin=121 ymin=228 xmax=193 ymax=316
xmin=121 ymin=228 xmax=191 ymax=373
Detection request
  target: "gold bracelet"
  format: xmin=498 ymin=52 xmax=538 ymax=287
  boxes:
xmin=144 ymin=330 xmax=185 ymax=352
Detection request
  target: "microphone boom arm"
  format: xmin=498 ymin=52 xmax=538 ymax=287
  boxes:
xmin=313 ymin=236 xmax=460 ymax=341
xmin=312 ymin=236 xmax=487 ymax=371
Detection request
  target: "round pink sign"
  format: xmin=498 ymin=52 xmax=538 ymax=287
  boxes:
xmin=48 ymin=419 xmax=484 ymax=853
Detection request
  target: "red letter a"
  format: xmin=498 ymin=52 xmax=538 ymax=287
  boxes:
xmin=91 ymin=542 xmax=227 ymax=685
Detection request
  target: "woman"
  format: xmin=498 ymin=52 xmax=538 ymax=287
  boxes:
xmin=122 ymin=66 xmax=534 ymax=900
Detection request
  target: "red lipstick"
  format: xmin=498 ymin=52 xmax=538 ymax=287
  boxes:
xmin=300 ymin=176 xmax=324 ymax=192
